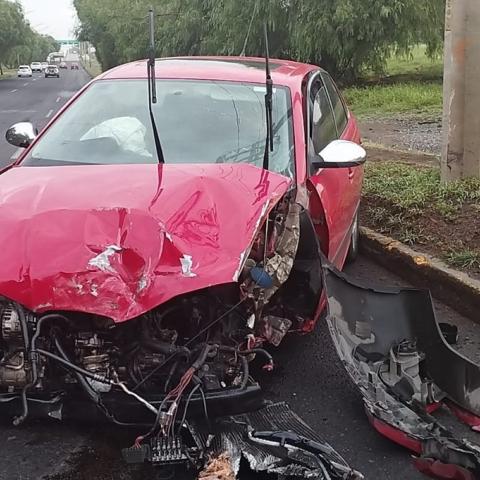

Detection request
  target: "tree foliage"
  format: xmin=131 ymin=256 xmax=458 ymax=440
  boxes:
xmin=74 ymin=0 xmax=445 ymax=82
xmin=0 ymin=0 xmax=60 ymax=73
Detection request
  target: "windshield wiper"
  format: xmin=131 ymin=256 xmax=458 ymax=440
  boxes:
xmin=147 ymin=7 xmax=165 ymax=164
xmin=262 ymin=24 xmax=274 ymax=172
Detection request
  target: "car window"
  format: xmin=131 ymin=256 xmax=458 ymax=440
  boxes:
xmin=309 ymin=77 xmax=337 ymax=154
xmin=322 ymin=72 xmax=348 ymax=135
xmin=22 ymin=79 xmax=295 ymax=177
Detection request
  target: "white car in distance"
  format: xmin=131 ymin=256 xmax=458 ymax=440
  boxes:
xmin=17 ymin=65 xmax=32 ymax=77
xmin=30 ymin=62 xmax=42 ymax=72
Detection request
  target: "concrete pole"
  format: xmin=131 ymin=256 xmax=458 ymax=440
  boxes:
xmin=441 ymin=0 xmax=480 ymax=181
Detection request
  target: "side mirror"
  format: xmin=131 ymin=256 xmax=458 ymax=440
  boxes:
xmin=312 ymin=140 xmax=366 ymax=169
xmin=5 ymin=122 xmax=37 ymax=148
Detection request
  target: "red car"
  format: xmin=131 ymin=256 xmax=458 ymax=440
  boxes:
xmin=4 ymin=56 xmax=480 ymax=479
xmin=0 ymin=56 xmax=365 ymax=474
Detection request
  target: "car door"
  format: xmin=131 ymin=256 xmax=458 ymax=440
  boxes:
xmin=306 ymin=71 xmax=363 ymax=267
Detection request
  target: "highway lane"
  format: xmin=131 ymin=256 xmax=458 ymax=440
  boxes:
xmin=0 ymin=64 xmax=91 ymax=167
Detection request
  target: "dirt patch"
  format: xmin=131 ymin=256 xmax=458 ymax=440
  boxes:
xmin=359 ymin=116 xmax=442 ymax=155
xmin=366 ymin=145 xmax=439 ymax=167
xmin=360 ymin=199 xmax=480 ymax=280
xmin=361 ymin=148 xmax=480 ymax=280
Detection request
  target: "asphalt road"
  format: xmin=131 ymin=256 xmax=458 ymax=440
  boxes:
xmin=0 ymin=69 xmax=480 ymax=479
xmin=0 ymin=61 xmax=90 ymax=167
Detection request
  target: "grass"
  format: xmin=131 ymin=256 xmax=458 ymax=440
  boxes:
xmin=80 ymin=55 xmax=102 ymax=78
xmin=344 ymin=82 xmax=442 ymax=118
xmin=445 ymin=250 xmax=480 ymax=270
xmin=363 ymin=162 xmax=480 ymax=215
xmin=344 ymin=45 xmax=443 ymax=118
xmin=0 ymin=68 xmax=16 ymax=80
xmin=381 ymin=45 xmax=443 ymax=80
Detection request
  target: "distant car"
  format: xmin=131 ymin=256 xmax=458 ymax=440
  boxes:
xmin=44 ymin=65 xmax=60 ymax=78
xmin=41 ymin=62 xmax=48 ymax=71
xmin=17 ymin=65 xmax=32 ymax=77
xmin=70 ymin=63 xmax=79 ymax=70
xmin=30 ymin=62 xmax=42 ymax=72
xmin=59 ymin=62 xmax=67 ymax=69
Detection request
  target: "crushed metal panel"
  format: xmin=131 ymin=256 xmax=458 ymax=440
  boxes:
xmin=195 ymin=402 xmax=364 ymax=479
xmin=0 ymin=163 xmax=291 ymax=321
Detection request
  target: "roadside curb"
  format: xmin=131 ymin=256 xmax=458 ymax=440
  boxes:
xmin=360 ymin=226 xmax=480 ymax=322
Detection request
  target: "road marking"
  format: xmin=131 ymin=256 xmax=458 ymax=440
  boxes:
xmin=56 ymin=97 xmax=61 ymax=103
xmin=23 ymin=82 xmax=29 ymax=86
xmin=10 ymin=89 xmax=18 ymax=93
xmin=0 ymin=110 xmax=36 ymax=114
xmin=46 ymin=109 xmax=54 ymax=118
xmin=10 ymin=148 xmax=23 ymax=160
xmin=32 ymin=78 xmax=37 ymax=82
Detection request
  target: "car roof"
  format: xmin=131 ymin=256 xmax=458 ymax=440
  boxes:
xmin=98 ymin=56 xmax=320 ymax=87
xmin=19 ymin=65 xmax=30 ymax=68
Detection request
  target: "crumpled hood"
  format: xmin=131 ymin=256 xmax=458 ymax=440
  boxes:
xmin=0 ymin=163 xmax=291 ymax=321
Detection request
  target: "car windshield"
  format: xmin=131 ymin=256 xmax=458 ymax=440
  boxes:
xmin=22 ymin=79 xmax=295 ymax=177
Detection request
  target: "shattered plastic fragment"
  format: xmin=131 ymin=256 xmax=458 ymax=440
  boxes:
xmin=180 ymin=254 xmax=197 ymax=278
xmin=323 ymin=262 xmax=480 ymax=478
xmin=88 ymin=245 xmax=122 ymax=273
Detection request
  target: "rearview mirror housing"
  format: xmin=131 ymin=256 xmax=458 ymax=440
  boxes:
xmin=5 ymin=122 xmax=37 ymax=148
xmin=312 ymin=140 xmax=366 ymax=169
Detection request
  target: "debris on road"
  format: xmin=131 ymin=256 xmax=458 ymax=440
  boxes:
xmin=324 ymin=263 xmax=480 ymax=479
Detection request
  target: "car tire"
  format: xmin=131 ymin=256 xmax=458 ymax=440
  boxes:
xmin=346 ymin=212 xmax=360 ymax=264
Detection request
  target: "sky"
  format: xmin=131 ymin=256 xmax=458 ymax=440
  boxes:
xmin=19 ymin=0 xmax=78 ymax=40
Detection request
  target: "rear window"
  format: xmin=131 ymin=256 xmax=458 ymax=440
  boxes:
xmin=322 ymin=73 xmax=348 ymax=135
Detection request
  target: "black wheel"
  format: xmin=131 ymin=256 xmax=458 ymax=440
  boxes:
xmin=346 ymin=211 xmax=359 ymax=263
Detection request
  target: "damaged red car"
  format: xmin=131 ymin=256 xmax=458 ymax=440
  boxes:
xmin=0 ymin=56 xmax=365 ymax=476
xmin=5 ymin=57 xmax=480 ymax=479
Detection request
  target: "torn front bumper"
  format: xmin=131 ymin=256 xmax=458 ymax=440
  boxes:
xmin=323 ymin=265 xmax=480 ymax=479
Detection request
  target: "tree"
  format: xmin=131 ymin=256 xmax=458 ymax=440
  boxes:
xmin=0 ymin=0 xmax=60 ymax=73
xmin=74 ymin=0 xmax=445 ymax=82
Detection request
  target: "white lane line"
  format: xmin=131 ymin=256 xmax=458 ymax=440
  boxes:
xmin=23 ymin=82 xmax=29 ymax=87
xmin=10 ymin=148 xmax=23 ymax=160
xmin=56 ymin=97 xmax=61 ymax=103
xmin=0 ymin=110 xmax=36 ymax=114
xmin=10 ymin=89 xmax=18 ymax=93
xmin=32 ymin=78 xmax=37 ymax=82
xmin=46 ymin=109 xmax=54 ymax=118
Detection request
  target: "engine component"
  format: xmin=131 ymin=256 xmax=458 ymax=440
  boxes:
xmin=0 ymin=302 xmax=31 ymax=388
xmin=256 ymin=315 xmax=292 ymax=347
xmin=75 ymin=333 xmax=111 ymax=393
xmin=0 ymin=352 xmax=29 ymax=387
xmin=0 ymin=303 xmax=23 ymax=344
